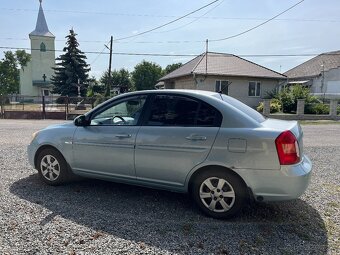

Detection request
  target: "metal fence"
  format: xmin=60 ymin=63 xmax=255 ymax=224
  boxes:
xmin=0 ymin=95 xmax=111 ymax=120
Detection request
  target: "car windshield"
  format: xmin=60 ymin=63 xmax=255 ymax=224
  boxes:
xmin=217 ymin=94 xmax=265 ymax=123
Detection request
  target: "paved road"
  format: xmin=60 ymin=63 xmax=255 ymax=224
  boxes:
xmin=0 ymin=120 xmax=339 ymax=254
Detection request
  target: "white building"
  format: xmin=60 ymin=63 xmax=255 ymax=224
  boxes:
xmin=20 ymin=0 xmax=55 ymax=97
xmin=285 ymin=50 xmax=340 ymax=99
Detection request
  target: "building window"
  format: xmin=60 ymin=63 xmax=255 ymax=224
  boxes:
xmin=40 ymin=42 xmax=46 ymax=52
xmin=248 ymin=81 xmax=261 ymax=97
xmin=215 ymin=80 xmax=228 ymax=94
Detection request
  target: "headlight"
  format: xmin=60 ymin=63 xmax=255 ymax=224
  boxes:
xmin=31 ymin=131 xmax=39 ymax=141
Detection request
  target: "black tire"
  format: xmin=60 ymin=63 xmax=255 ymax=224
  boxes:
xmin=36 ymin=148 xmax=71 ymax=186
xmin=191 ymin=168 xmax=247 ymax=219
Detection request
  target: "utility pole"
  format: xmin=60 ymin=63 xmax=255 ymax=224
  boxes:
xmin=321 ymin=61 xmax=325 ymax=103
xmin=105 ymin=36 xmax=113 ymax=97
xmin=205 ymin=39 xmax=208 ymax=75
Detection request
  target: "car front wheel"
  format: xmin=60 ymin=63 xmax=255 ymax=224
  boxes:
xmin=191 ymin=169 xmax=247 ymax=219
xmin=37 ymin=148 xmax=70 ymax=185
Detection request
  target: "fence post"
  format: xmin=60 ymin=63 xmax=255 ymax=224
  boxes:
xmin=329 ymin=99 xmax=338 ymax=118
xmin=0 ymin=95 xmax=3 ymax=119
xmin=42 ymin=95 xmax=46 ymax=120
xmin=263 ymin=99 xmax=271 ymax=116
xmin=297 ymin=99 xmax=305 ymax=116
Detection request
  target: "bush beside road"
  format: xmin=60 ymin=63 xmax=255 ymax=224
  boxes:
xmin=0 ymin=120 xmax=339 ymax=254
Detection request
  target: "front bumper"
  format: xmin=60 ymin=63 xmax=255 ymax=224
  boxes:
xmin=236 ymin=155 xmax=312 ymax=202
xmin=27 ymin=142 xmax=38 ymax=169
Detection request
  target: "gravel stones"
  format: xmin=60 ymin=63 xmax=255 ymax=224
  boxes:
xmin=0 ymin=120 xmax=339 ymax=254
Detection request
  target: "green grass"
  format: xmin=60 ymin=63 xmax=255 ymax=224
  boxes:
xmin=299 ymin=120 xmax=340 ymax=125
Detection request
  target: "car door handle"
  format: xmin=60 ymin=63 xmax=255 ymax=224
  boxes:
xmin=185 ymin=135 xmax=207 ymax=141
xmin=115 ymin=134 xmax=132 ymax=138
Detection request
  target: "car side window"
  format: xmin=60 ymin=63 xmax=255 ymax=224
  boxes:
xmin=146 ymin=95 xmax=222 ymax=127
xmin=90 ymin=95 xmax=147 ymax=126
xmin=197 ymin=101 xmax=222 ymax=126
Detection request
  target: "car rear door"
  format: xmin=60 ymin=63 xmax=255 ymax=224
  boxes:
xmin=135 ymin=94 xmax=222 ymax=188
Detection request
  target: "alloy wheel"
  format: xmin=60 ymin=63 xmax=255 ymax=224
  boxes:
xmin=199 ymin=177 xmax=236 ymax=212
xmin=40 ymin=155 xmax=60 ymax=181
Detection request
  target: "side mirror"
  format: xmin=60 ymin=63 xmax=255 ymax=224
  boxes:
xmin=74 ymin=115 xmax=89 ymax=127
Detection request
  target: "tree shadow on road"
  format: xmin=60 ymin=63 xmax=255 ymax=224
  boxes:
xmin=10 ymin=174 xmax=328 ymax=254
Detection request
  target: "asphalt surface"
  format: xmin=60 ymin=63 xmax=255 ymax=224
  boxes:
xmin=0 ymin=119 xmax=339 ymax=255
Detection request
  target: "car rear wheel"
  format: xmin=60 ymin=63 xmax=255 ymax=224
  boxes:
xmin=37 ymin=148 xmax=70 ymax=185
xmin=191 ymin=169 xmax=247 ymax=219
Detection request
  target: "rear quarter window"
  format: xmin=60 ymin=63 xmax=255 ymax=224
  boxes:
xmin=219 ymin=94 xmax=265 ymax=123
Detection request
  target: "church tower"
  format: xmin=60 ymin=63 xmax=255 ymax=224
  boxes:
xmin=20 ymin=0 xmax=55 ymax=97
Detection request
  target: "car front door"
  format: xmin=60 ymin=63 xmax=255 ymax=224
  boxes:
xmin=71 ymin=95 xmax=148 ymax=179
xmin=135 ymin=94 xmax=222 ymax=188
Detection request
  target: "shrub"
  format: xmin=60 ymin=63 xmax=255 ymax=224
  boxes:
xmin=305 ymin=103 xmax=329 ymax=114
xmin=278 ymin=85 xmax=317 ymax=113
xmin=256 ymin=99 xmax=281 ymax=113
xmin=278 ymin=87 xmax=295 ymax=113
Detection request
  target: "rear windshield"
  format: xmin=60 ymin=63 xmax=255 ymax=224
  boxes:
xmin=218 ymin=94 xmax=266 ymax=123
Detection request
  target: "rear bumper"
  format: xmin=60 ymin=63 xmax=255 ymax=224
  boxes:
xmin=236 ymin=155 xmax=312 ymax=202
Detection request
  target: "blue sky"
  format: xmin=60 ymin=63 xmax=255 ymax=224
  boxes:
xmin=0 ymin=0 xmax=339 ymax=79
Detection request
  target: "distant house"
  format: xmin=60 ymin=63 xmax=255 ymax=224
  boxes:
xmin=285 ymin=50 xmax=340 ymax=99
xmin=159 ymin=52 xmax=286 ymax=108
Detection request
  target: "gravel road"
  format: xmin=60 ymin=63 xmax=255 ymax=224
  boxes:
xmin=0 ymin=119 xmax=339 ymax=255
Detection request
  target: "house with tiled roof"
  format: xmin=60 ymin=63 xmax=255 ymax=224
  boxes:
xmin=159 ymin=52 xmax=286 ymax=108
xmin=285 ymin=50 xmax=340 ymax=98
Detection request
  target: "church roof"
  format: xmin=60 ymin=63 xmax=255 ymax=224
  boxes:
xmin=29 ymin=1 xmax=54 ymax=37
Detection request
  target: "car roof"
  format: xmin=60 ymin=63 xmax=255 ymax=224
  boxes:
xmin=124 ymin=89 xmax=220 ymax=97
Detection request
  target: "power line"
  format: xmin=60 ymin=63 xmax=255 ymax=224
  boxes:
xmin=113 ymin=0 xmax=220 ymax=41
xmin=210 ymin=0 xmax=305 ymax=42
xmin=156 ymin=0 xmax=225 ymax=34
xmin=0 ymin=1 xmax=306 ymax=45
xmin=90 ymin=40 xmax=111 ymax=65
xmin=1 ymin=7 xmax=339 ymax=23
xmin=1 ymin=46 xmax=339 ymax=58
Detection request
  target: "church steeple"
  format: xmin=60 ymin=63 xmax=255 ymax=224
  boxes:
xmin=30 ymin=0 xmax=54 ymax=37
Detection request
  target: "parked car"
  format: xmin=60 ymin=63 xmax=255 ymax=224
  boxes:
xmin=28 ymin=90 xmax=312 ymax=219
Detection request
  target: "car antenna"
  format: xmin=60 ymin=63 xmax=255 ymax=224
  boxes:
xmin=218 ymin=81 xmax=232 ymax=94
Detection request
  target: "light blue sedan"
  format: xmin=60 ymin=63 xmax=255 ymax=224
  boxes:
xmin=28 ymin=90 xmax=312 ymax=218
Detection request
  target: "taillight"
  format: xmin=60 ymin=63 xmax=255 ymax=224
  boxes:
xmin=275 ymin=131 xmax=300 ymax=165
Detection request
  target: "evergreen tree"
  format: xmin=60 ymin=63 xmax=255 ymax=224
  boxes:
xmin=51 ymin=29 xmax=90 ymax=96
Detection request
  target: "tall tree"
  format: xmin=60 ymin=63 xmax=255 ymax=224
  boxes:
xmin=51 ymin=29 xmax=90 ymax=96
xmin=0 ymin=50 xmax=31 ymax=95
xmin=163 ymin=62 xmax=182 ymax=75
xmin=132 ymin=60 xmax=163 ymax=91
xmin=100 ymin=68 xmax=132 ymax=93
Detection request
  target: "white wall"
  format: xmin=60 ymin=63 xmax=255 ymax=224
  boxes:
xmin=30 ymin=35 xmax=55 ymax=82
xmin=19 ymin=35 xmax=55 ymax=97
xmin=167 ymin=75 xmax=281 ymax=108
xmin=311 ymin=67 xmax=340 ymax=93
